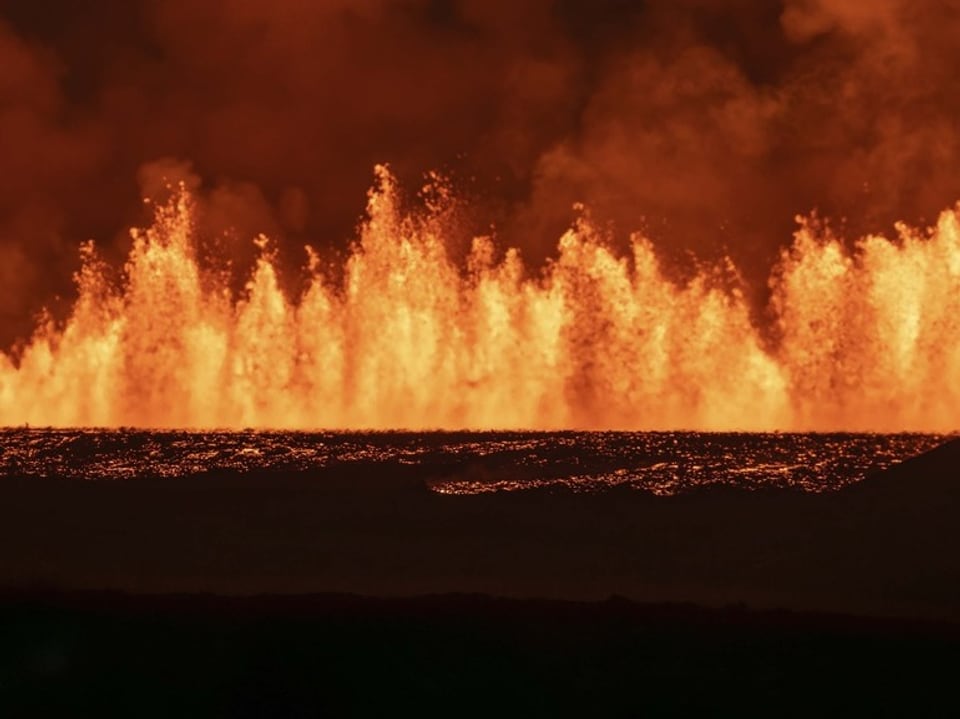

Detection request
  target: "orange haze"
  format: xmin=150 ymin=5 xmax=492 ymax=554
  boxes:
xmin=5 ymin=1 xmax=960 ymax=356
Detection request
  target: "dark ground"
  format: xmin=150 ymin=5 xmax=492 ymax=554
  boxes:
xmin=0 ymin=437 xmax=958 ymax=715
xmin=2 ymin=592 xmax=958 ymax=717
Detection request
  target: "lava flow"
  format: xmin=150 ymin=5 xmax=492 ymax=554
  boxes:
xmin=1 ymin=166 xmax=959 ymax=432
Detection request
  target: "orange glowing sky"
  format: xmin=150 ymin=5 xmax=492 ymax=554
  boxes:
xmin=1 ymin=1 xmax=959 ymax=429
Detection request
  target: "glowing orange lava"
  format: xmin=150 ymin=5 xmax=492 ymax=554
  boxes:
xmin=2 ymin=166 xmax=959 ymax=431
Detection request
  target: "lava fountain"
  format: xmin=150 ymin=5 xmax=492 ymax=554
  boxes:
xmin=1 ymin=166 xmax=959 ymax=432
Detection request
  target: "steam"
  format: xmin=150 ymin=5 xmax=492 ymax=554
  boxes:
xmin=2 ymin=1 xmax=960 ymax=351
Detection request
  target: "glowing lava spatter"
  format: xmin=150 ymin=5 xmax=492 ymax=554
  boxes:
xmin=2 ymin=166 xmax=959 ymax=431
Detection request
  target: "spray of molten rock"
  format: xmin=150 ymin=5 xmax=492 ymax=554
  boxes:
xmin=2 ymin=166 xmax=959 ymax=431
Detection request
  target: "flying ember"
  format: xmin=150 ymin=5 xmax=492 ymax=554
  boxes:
xmin=1 ymin=166 xmax=959 ymax=432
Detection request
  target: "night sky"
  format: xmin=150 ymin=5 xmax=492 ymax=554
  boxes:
xmin=2 ymin=0 xmax=959 ymax=347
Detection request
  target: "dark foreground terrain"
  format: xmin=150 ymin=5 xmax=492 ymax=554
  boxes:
xmin=2 ymin=591 xmax=958 ymax=717
xmin=1 ymin=436 xmax=957 ymax=617
xmin=0 ymin=436 xmax=958 ymax=714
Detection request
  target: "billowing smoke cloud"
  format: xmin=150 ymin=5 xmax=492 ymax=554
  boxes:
xmin=1 ymin=0 xmax=959 ymax=347
xmin=519 ymin=0 xmax=960 ymax=281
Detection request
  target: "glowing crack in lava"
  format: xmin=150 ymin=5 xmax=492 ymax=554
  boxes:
xmin=1 ymin=166 xmax=959 ymax=431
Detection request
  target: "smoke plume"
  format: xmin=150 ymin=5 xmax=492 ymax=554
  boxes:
xmin=1 ymin=0 xmax=959 ymax=347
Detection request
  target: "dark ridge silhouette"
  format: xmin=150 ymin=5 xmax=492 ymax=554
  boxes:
xmin=853 ymin=435 xmax=960 ymax=494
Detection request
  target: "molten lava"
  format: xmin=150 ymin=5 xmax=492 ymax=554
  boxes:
xmin=2 ymin=166 xmax=959 ymax=431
